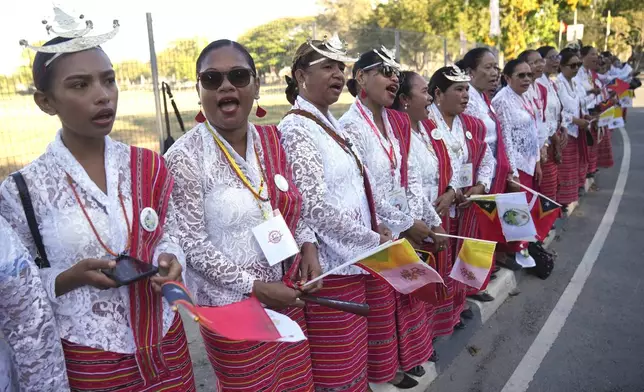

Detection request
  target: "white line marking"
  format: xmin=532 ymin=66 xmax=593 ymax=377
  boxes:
xmin=500 ymin=126 xmax=632 ymax=392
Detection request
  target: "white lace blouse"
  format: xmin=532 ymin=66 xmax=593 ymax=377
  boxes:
xmin=409 ymin=124 xmax=443 ymax=228
xmin=427 ymin=104 xmax=495 ymax=192
xmin=279 ymin=97 xmax=380 ymax=276
xmin=555 ymin=73 xmax=585 ymax=138
xmin=465 ymin=84 xmax=499 ymax=157
xmin=0 ymin=216 xmax=69 ymax=391
xmin=164 ymin=122 xmax=316 ymax=306
xmin=525 ymin=83 xmax=549 ymax=148
xmin=339 ymin=100 xmax=416 ymax=236
xmin=574 ymin=66 xmax=602 ymax=111
xmin=492 ymin=86 xmax=540 ymax=177
xmin=0 ymin=132 xmax=184 ymax=354
xmin=537 ymin=74 xmax=564 ymax=139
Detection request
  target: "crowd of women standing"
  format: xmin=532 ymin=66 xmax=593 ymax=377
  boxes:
xmin=0 ymin=23 xmax=635 ymax=392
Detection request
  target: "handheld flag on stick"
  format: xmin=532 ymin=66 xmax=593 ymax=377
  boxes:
xmin=470 ymin=195 xmax=506 ymax=242
xmin=303 ymin=239 xmax=443 ymax=301
xmin=606 ymin=78 xmax=630 ymax=97
xmin=448 ymin=236 xmax=497 ymax=290
xmin=162 ymin=282 xmax=306 ymax=342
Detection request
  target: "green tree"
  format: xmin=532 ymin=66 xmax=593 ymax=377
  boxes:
xmin=237 ymin=17 xmax=314 ymax=79
xmin=158 ymin=37 xmax=210 ymax=81
xmin=315 ymin=0 xmax=374 ymax=46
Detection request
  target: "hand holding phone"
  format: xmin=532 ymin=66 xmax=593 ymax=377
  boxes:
xmin=102 ymin=255 xmax=159 ymax=287
xmin=150 ymin=253 xmax=183 ymax=293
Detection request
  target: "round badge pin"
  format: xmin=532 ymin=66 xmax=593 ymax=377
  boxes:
xmin=140 ymin=207 xmax=159 ymax=232
xmin=274 ymin=174 xmax=289 ymax=192
xmin=465 ymin=131 xmax=473 ymax=140
xmin=431 ymin=129 xmax=442 ymax=140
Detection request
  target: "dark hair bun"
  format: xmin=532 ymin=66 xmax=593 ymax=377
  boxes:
xmin=347 ymin=79 xmax=359 ymax=97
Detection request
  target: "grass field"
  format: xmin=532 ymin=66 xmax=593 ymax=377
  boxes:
xmin=0 ymin=87 xmax=354 ymax=178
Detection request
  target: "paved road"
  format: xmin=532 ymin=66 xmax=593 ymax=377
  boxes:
xmin=428 ymin=107 xmax=644 ymax=392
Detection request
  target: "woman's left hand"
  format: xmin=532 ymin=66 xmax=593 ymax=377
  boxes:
xmin=540 ymin=145 xmax=549 ymax=162
xmin=458 ymin=184 xmax=486 ymax=209
xmin=151 ymin=253 xmax=183 ymax=293
xmin=298 ymin=243 xmax=323 ymax=293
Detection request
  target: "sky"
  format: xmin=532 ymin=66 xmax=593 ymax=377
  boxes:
xmin=0 ymin=0 xmax=321 ymax=75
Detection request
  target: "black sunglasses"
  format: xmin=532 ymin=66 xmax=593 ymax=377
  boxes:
xmin=364 ymin=63 xmax=400 ymax=79
xmin=198 ymin=69 xmax=255 ymax=90
xmin=565 ymin=62 xmax=582 ymax=69
xmin=515 ymin=72 xmax=534 ymax=79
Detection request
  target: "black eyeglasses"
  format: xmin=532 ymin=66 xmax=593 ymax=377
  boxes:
xmin=515 ymin=72 xmax=534 ymax=79
xmin=364 ymin=63 xmax=400 ymax=79
xmin=198 ymin=69 xmax=255 ymax=90
xmin=564 ymin=62 xmax=582 ymax=69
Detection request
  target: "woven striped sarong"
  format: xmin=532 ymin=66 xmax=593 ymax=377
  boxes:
xmin=305 ymin=274 xmax=369 ymax=392
xmin=558 ymin=136 xmax=580 ymax=205
xmin=430 ymin=216 xmax=460 ymax=338
xmin=365 ymin=275 xmax=398 ymax=383
xmin=395 ymin=293 xmax=433 ymax=371
xmin=201 ymin=306 xmax=313 ymax=392
xmin=63 ymin=314 xmax=195 ymax=392
xmin=540 ymin=145 xmax=559 ymax=201
xmin=588 ymin=133 xmax=599 ymax=174
xmin=598 ymin=129 xmax=614 ymax=168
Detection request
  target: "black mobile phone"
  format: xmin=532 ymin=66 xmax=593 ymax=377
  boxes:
xmin=102 ymin=255 xmax=159 ymax=286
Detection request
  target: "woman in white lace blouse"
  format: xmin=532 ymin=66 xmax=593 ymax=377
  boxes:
xmin=0 ymin=36 xmax=194 ymax=391
xmin=424 ymin=65 xmax=496 ymax=335
xmin=536 ymin=46 xmax=566 ymax=202
xmin=339 ymin=49 xmax=443 ymax=389
xmin=164 ymin=40 xmax=321 ymax=392
xmin=279 ymin=37 xmax=392 ymax=392
xmin=0 ymin=215 xmax=69 ymax=391
xmin=492 ymin=59 xmax=541 ymax=190
xmin=555 ymin=48 xmax=592 ymax=206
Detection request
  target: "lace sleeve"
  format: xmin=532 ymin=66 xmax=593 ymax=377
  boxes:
xmin=476 ymin=143 xmax=496 ymax=192
xmin=0 ymin=219 xmax=70 ymax=392
xmin=294 ymin=218 xmax=317 ymax=248
xmin=406 ymin=154 xmax=424 ymax=221
xmin=555 ymin=79 xmax=579 ymax=132
xmin=279 ymin=122 xmax=381 ymax=263
xmin=164 ymin=145 xmax=255 ymax=297
xmin=0 ymin=177 xmax=90 ymax=317
xmin=493 ymin=96 xmax=520 ymax=177
xmin=152 ymin=196 xmax=187 ymax=282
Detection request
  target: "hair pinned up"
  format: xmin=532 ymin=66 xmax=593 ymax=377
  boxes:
xmin=196 ymin=40 xmax=256 ymax=78
xmin=285 ymin=41 xmax=326 ymax=104
xmin=458 ymin=47 xmax=494 ymax=72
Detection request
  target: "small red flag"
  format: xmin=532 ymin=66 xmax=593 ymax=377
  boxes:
xmin=472 ymin=199 xmax=506 ymax=243
xmin=530 ymin=195 xmax=561 ymax=242
xmin=606 ymin=78 xmax=630 ymax=97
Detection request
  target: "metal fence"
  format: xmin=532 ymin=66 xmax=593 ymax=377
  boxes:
xmin=0 ymin=14 xmax=483 ymax=178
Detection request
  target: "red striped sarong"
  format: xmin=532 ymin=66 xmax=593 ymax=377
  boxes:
xmin=201 ymin=306 xmax=313 ymax=392
xmin=588 ymin=128 xmax=599 ymax=174
xmin=63 ymin=314 xmax=196 ymax=392
xmin=539 ymin=145 xmax=558 ymax=201
xmin=430 ymin=216 xmax=459 ymax=337
xmin=558 ymin=136 xmax=580 ymax=205
xmin=598 ymin=129 xmax=614 ymax=168
xmin=305 ymin=275 xmax=369 ymax=392
xmin=365 ymin=275 xmax=398 ymax=383
xmin=395 ymin=294 xmax=433 ymax=371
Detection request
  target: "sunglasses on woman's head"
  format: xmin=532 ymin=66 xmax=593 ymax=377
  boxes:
xmin=565 ymin=62 xmax=582 ymax=69
xmin=515 ymin=72 xmax=534 ymax=79
xmin=198 ymin=69 xmax=255 ymax=90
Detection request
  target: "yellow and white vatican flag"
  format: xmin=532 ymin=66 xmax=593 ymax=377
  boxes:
xmin=449 ymin=238 xmax=497 ymax=290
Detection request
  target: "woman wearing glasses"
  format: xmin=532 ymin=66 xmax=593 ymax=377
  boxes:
xmin=339 ymin=49 xmax=441 ymax=389
xmin=536 ymin=46 xmax=566 ymax=202
xmin=555 ymin=48 xmax=591 ymax=206
xmin=279 ymin=36 xmax=386 ymax=392
xmin=165 ymin=40 xmax=319 ymax=391
xmin=492 ymin=59 xmax=541 ymax=193
xmin=424 ymin=66 xmax=495 ymax=335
